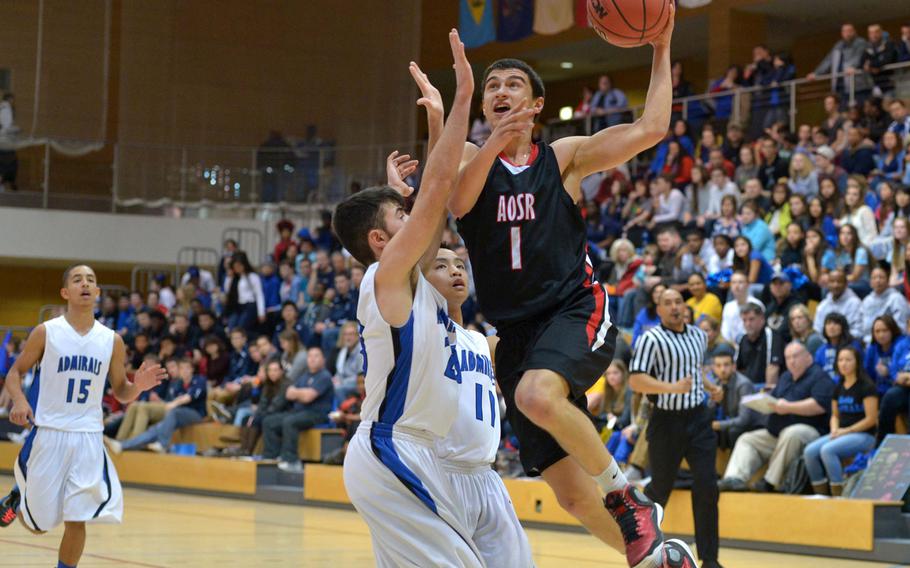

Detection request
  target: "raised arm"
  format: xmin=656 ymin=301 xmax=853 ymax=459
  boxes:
xmin=375 ymin=30 xmax=474 ymax=326
xmin=108 ymin=335 xmax=167 ymax=404
xmin=7 ymin=325 xmax=46 ymax=426
xmin=555 ymin=3 xmax=674 ymax=185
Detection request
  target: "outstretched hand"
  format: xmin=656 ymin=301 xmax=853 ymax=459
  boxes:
xmin=409 ymin=62 xmax=443 ymax=119
xmin=650 ymin=1 xmax=675 ymax=49
xmin=386 ymin=150 xmax=418 ymax=197
xmin=449 ymin=29 xmax=474 ymax=102
xmin=133 ymin=359 xmax=168 ymax=393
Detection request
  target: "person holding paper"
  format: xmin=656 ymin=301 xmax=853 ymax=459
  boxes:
xmin=717 ymin=342 xmax=834 ymax=493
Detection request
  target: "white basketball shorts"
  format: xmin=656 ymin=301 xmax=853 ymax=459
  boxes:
xmin=13 ymin=427 xmax=123 ymax=531
xmin=442 ymin=461 xmax=534 ymax=568
xmin=343 ymin=422 xmax=484 ymax=568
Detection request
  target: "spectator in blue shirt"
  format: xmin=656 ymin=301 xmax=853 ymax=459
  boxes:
xmin=864 ymin=315 xmax=905 ymax=396
xmin=740 ymin=200 xmax=776 ymax=263
xmin=590 ymin=74 xmax=629 ymax=131
xmin=321 ymin=272 xmax=358 ymax=353
xmin=732 ymin=236 xmax=773 ymax=297
xmin=259 ymin=261 xmax=282 ymax=329
xmin=882 ymin=332 xmax=910 ymax=443
xmin=262 ymin=347 xmax=334 ymax=472
xmin=107 ymin=358 xmax=207 ymax=454
xmin=632 ymin=283 xmax=665 ymax=348
xmin=274 ymin=301 xmax=309 ymax=347
xmin=840 ymin=127 xmax=877 ymax=176
xmin=814 ymin=312 xmax=862 ymax=381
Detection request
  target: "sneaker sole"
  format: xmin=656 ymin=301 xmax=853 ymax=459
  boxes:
xmin=663 ymin=539 xmax=698 ymax=567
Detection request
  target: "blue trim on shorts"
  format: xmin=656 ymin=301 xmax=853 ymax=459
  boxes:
xmin=92 ymin=452 xmax=112 ymax=518
xmin=369 ymin=423 xmax=437 ymax=514
xmin=17 ymin=427 xmax=38 ymax=480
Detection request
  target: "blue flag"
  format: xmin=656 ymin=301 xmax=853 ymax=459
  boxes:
xmin=498 ymin=0 xmax=534 ymax=43
xmin=459 ymin=0 xmax=496 ymax=49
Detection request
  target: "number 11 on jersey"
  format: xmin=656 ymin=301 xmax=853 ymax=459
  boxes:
xmin=474 ymin=383 xmax=496 ymax=427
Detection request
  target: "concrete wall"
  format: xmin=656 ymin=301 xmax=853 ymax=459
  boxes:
xmin=0 ymin=207 xmax=268 ymax=266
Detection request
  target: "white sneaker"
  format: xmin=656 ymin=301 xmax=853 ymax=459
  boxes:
xmin=277 ymin=460 xmax=303 ymax=473
xmin=7 ymin=430 xmax=28 ymax=445
xmin=103 ymin=436 xmax=123 ymax=455
xmin=147 ymin=442 xmax=166 ymax=454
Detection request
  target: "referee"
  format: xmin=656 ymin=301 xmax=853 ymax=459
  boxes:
xmin=630 ymin=289 xmax=722 ymax=568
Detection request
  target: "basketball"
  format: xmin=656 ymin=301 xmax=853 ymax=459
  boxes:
xmin=587 ymin=0 xmax=673 ymax=48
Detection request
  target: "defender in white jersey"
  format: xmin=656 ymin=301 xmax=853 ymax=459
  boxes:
xmin=3 ymin=265 xmax=166 ymax=568
xmin=429 ymin=247 xmax=533 ymax=568
xmin=332 ymin=30 xmax=522 ymax=567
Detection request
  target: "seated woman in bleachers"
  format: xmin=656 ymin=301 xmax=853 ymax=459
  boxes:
xmin=587 ymin=361 xmax=634 ymax=465
xmin=279 ymin=329 xmax=308 ymax=382
xmin=881 ymin=333 xmax=910 ymax=444
xmin=788 ymin=304 xmax=825 ymax=357
xmin=732 ymin=235 xmax=773 ymax=297
xmin=865 ymin=315 xmax=906 ymax=398
xmin=632 ymin=283 xmax=666 ymax=348
xmin=235 ymin=358 xmax=291 ymax=456
xmin=814 ymin=313 xmax=863 ymax=381
xmin=832 ymin=223 xmax=873 ymax=298
xmin=803 ymin=346 xmax=878 ymax=497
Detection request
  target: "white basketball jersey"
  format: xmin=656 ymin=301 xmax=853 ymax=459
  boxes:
xmin=33 ymin=316 xmax=115 ymax=432
xmin=436 ymin=325 xmax=500 ymax=465
xmin=357 ymin=263 xmax=461 ymax=437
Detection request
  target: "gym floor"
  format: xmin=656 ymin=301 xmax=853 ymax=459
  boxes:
xmin=0 ymin=476 xmax=894 ymax=567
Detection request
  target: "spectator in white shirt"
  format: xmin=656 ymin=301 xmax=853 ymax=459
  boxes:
xmin=861 ymin=266 xmax=910 ymax=343
xmin=721 ymin=271 xmax=762 ymax=345
xmin=181 ymin=265 xmax=216 ymax=293
xmin=648 ymin=175 xmax=686 ymax=229
xmin=223 ymin=251 xmax=266 ymax=332
xmin=813 ymin=269 xmax=863 ymax=339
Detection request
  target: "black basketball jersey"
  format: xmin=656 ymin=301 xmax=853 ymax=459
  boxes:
xmin=457 ymin=141 xmax=588 ymax=326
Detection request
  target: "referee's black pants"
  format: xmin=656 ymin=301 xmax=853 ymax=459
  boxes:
xmin=644 ymin=405 xmax=719 ymax=562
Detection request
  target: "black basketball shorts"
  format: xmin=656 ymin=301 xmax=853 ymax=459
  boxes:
xmin=494 ymin=283 xmax=617 ymax=476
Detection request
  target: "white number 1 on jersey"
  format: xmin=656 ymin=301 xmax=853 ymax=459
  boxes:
xmin=510 ymin=226 xmax=522 ymax=270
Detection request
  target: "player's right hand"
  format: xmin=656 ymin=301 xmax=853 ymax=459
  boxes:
xmin=408 ymin=62 xmax=443 ymax=119
xmin=448 ymin=29 xmax=474 ymax=101
xmin=10 ymin=398 xmax=34 ymax=427
xmin=485 ymin=99 xmax=536 ymax=152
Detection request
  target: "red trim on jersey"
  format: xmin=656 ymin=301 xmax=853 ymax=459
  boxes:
xmin=498 ymin=143 xmax=540 ymax=168
xmin=582 ymin=259 xmax=606 ymax=347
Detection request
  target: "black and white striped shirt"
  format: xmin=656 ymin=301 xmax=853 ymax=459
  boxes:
xmin=631 ymin=324 xmax=708 ymax=411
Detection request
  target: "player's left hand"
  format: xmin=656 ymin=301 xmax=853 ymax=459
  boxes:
xmin=386 ymin=150 xmax=418 ymax=197
xmin=133 ymin=359 xmax=168 ymax=392
xmin=650 ymin=0 xmax=675 ymax=49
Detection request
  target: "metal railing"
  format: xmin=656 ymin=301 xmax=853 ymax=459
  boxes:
xmin=543 ymin=61 xmax=910 ymax=139
xmin=0 ymin=63 xmax=906 ymax=216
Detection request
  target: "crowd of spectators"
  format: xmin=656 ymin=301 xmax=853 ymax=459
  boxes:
xmin=0 ymin=21 xmax=909 ymax=499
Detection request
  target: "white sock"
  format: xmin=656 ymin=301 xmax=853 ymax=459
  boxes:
xmin=595 ymin=459 xmax=628 ymax=494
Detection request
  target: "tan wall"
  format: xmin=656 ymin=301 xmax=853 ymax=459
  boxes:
xmin=0 ymin=264 xmax=132 ymax=327
xmin=0 ymin=0 xmax=422 ymax=191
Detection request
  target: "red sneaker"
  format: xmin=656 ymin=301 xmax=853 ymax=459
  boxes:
xmin=663 ymin=539 xmax=698 ymax=567
xmin=0 ymin=488 xmax=20 ymax=528
xmin=604 ymin=485 xmax=664 ymax=567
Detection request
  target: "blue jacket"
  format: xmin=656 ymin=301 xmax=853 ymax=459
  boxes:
xmin=261 ymin=274 xmax=282 ymax=310
xmin=632 ymin=309 xmax=661 ymax=348
xmin=840 ymin=146 xmax=877 ymax=176
xmin=865 ymin=336 xmax=906 ymax=396
xmin=815 ymin=340 xmax=863 ymax=381
xmin=227 ymin=348 xmax=257 ymax=382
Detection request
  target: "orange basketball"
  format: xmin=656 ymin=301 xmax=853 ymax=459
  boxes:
xmin=587 ymin=0 xmax=673 ymax=48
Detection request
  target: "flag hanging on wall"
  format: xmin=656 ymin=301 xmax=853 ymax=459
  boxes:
xmin=575 ymin=0 xmax=591 ymax=28
xmin=498 ymin=0 xmax=534 ymax=43
xmin=533 ymin=0 xmax=574 ymax=35
xmin=459 ymin=0 xmax=496 ymax=49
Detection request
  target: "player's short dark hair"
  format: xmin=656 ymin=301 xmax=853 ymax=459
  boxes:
xmin=483 ymin=59 xmax=545 ymax=99
xmin=333 ymin=186 xmax=406 ymax=266
xmin=62 ymin=264 xmax=95 ymax=287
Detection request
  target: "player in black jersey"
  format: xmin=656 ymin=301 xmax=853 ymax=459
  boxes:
xmin=450 ymin=4 xmax=695 ymax=568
